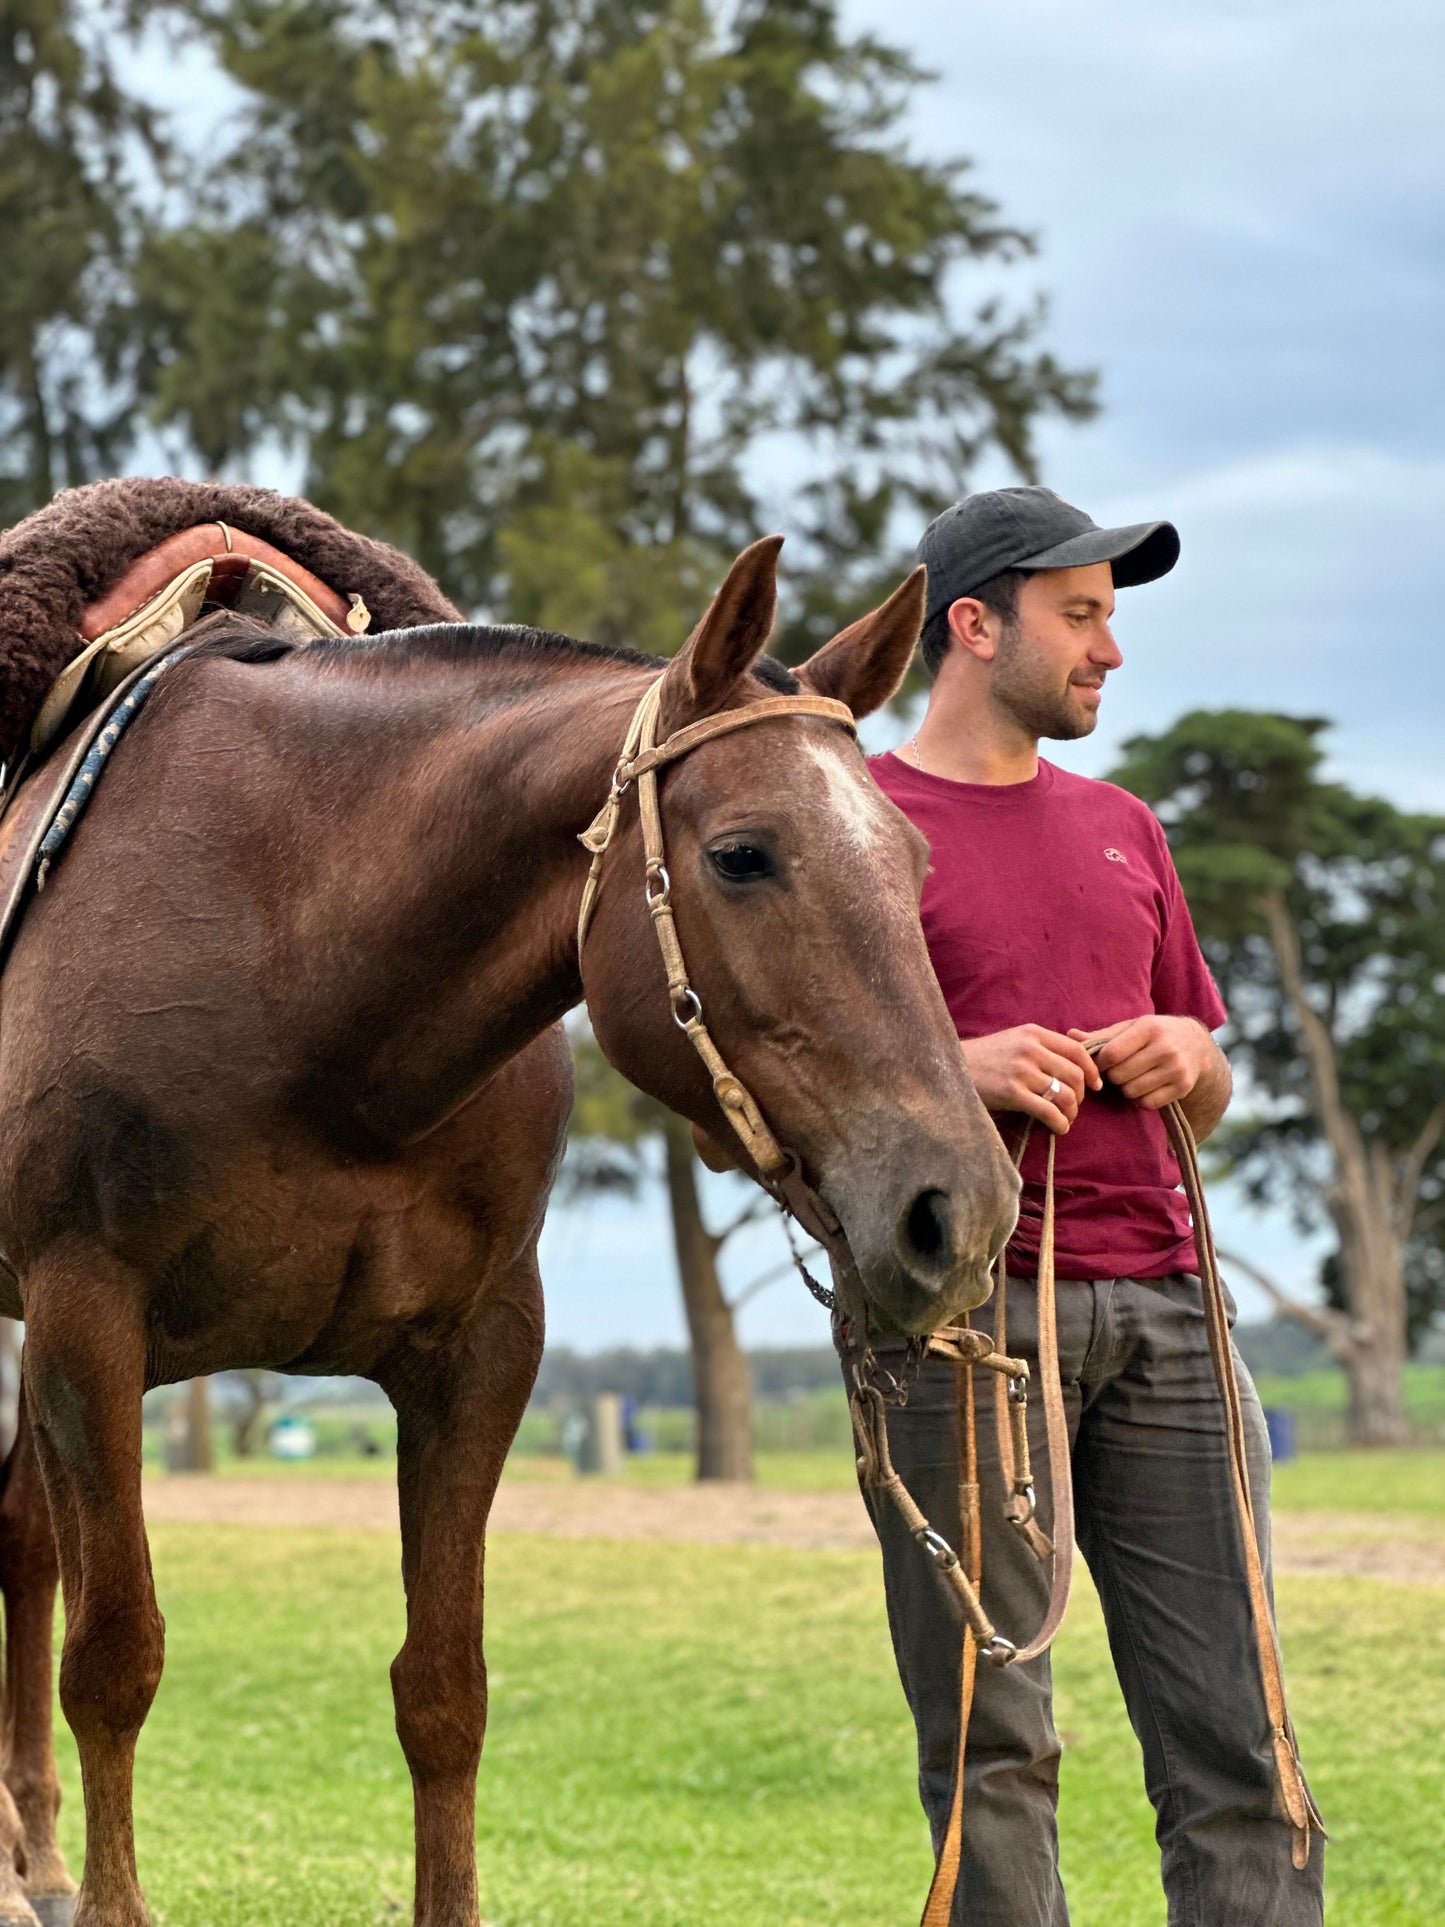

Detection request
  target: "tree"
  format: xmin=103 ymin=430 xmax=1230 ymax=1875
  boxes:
xmin=1110 ymin=711 xmax=1445 ymax=1445
xmin=218 ymin=1368 xmax=284 ymax=1457
xmin=129 ymin=0 xmax=1091 ymax=1466
xmin=163 ymin=1375 xmax=214 ymax=1471
xmin=567 ymin=1036 xmax=805 ymax=1480
xmin=132 ymin=0 xmax=1094 ymax=638
xmin=0 ymin=0 xmax=159 ymax=519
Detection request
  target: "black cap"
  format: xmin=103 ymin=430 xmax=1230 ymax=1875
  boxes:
xmin=916 ymin=486 xmax=1180 ymax=626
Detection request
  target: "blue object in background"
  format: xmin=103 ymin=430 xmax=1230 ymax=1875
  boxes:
xmin=1263 ymin=1408 xmax=1297 ymax=1462
xmin=620 ymin=1396 xmax=652 ymax=1454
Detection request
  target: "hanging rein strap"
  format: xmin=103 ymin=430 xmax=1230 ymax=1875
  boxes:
xmin=1163 ymin=1101 xmax=1322 ymax=1869
xmin=576 ymin=673 xmax=856 ymax=1196
xmin=859 ymin=1101 xmax=1318 ymax=1926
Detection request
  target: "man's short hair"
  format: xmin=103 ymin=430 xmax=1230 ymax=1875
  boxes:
xmin=918 ymin=568 xmax=1033 ymax=680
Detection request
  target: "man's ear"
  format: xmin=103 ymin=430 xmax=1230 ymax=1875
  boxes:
xmin=658 ymin=536 xmax=782 ymax=733
xmin=795 ymin=567 xmax=926 ymax=719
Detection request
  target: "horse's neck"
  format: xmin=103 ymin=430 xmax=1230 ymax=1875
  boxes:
xmin=286 ymin=653 xmax=648 ymax=1152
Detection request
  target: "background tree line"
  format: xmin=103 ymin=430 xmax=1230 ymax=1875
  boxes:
xmin=5 ymin=0 xmax=1440 ymax=1468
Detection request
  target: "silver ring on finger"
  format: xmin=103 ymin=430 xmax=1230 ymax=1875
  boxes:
xmin=1045 ymin=1076 xmax=1062 ymax=1099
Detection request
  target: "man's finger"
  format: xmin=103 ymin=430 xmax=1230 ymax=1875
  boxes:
xmin=1017 ymin=1089 xmax=1073 ymax=1134
xmin=1099 ymin=1042 xmax=1165 ymax=1086
xmin=1046 ymin=1034 xmax=1104 ymax=1090
xmin=1069 ymin=1021 xmax=1129 ymax=1049
xmin=1031 ymin=1049 xmax=1087 ymax=1105
xmin=1093 ymin=1023 xmax=1154 ymax=1074
xmin=1120 ymin=1068 xmax=1189 ymax=1106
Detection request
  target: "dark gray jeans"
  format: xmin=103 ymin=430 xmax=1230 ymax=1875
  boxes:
xmin=858 ymin=1273 xmax=1324 ymax=1926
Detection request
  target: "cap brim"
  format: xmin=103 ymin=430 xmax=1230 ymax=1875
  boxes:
xmin=1016 ymin=518 xmax=1180 ymax=587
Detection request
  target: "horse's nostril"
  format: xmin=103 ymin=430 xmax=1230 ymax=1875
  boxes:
xmin=902 ymin=1188 xmax=953 ymax=1270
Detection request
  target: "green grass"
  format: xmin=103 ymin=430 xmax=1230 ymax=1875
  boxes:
xmin=1250 ymin=1364 xmax=1445 ymax=1447
xmin=1250 ymin=1363 xmax=1445 ymax=1418
xmin=508 ymin=1441 xmax=1445 ymax=1507
xmin=1271 ymin=1448 xmax=1445 ymax=1516
xmin=48 ymin=1520 xmax=1445 ymax=1926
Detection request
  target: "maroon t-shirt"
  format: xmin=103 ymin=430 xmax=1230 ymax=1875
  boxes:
xmin=871 ymin=753 xmax=1227 ymax=1280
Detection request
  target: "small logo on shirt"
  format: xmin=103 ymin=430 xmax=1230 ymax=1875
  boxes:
xmin=1103 ymin=847 xmax=1127 ymax=864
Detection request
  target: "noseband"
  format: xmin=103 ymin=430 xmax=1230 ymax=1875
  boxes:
xmin=575 ymin=674 xmax=858 ymax=1250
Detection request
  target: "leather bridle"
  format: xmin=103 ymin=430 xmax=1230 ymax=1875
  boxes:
xmin=575 ymin=672 xmax=863 ymax=1262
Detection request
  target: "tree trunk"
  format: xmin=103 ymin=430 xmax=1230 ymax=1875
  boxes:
xmin=1262 ymin=890 xmax=1414 ymax=1448
xmin=1341 ymin=1327 xmax=1409 ymax=1446
xmin=661 ymin=1113 xmax=753 ymax=1482
xmin=1332 ymin=1175 xmax=1412 ymax=1447
xmin=185 ymin=1377 xmax=213 ymax=1473
xmin=22 ymin=337 xmax=54 ymax=510
xmin=232 ymin=1371 xmax=268 ymax=1458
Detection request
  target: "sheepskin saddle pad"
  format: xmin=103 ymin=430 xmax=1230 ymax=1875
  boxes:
xmin=0 ymin=478 xmax=463 ymax=771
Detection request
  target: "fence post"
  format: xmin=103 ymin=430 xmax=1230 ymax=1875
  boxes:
xmin=577 ymin=1393 xmax=624 ymax=1477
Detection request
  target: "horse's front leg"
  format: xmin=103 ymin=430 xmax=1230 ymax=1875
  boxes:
xmin=0 ymin=1382 xmax=78 ymax=1925
xmin=381 ymin=1264 xmax=545 ymax=1927
xmin=23 ymin=1257 xmax=161 ymax=1927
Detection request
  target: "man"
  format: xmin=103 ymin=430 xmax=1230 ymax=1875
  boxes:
xmin=863 ymin=486 xmax=1322 ymax=1925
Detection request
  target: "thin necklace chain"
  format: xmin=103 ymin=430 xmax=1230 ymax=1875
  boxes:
xmin=904 ymin=735 xmax=927 ymax=773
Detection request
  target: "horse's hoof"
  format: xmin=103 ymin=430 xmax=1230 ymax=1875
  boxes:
xmin=30 ymin=1899 xmax=75 ymax=1927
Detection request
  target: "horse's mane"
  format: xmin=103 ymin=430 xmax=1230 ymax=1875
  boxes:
xmin=0 ymin=478 xmax=462 ymax=764
xmin=318 ymin=621 xmax=802 ymax=692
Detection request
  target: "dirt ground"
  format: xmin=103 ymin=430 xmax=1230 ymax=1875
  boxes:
xmin=140 ymin=1473 xmax=1445 ymax=1585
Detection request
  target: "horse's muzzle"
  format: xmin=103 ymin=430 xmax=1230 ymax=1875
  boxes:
xmin=824 ymin=1143 xmax=1019 ymax=1337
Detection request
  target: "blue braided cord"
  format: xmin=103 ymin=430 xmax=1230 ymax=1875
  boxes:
xmin=36 ymin=645 xmax=193 ymax=877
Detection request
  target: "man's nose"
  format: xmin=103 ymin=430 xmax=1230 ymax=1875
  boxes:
xmin=1094 ymin=624 xmax=1123 ymax=669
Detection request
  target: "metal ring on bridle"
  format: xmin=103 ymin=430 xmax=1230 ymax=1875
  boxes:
xmin=671 ymin=986 xmax=703 ymax=1029
xmin=644 ymin=862 xmax=671 ymax=907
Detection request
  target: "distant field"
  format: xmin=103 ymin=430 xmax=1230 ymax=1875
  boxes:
xmin=58 ymin=1521 xmax=1441 ymax=1927
xmin=147 ymin=1363 xmax=1445 ymax=1488
xmin=500 ymin=1441 xmax=1445 ymax=1513
xmin=1250 ymin=1363 xmax=1445 ymax=1447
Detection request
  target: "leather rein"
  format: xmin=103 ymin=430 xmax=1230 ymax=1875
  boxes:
xmin=573 ymin=675 xmax=1319 ymax=1921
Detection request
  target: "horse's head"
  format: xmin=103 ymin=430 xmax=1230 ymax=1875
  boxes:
xmin=579 ymin=538 xmax=1019 ymax=1336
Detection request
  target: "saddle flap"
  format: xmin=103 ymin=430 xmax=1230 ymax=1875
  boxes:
xmin=30 ymin=561 xmax=213 ymax=755
xmin=29 ymin=547 xmax=371 ymax=760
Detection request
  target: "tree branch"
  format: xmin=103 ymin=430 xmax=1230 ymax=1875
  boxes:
xmin=1258 ymin=888 xmax=1391 ymax=1302
xmin=706 ymin=1196 xmax=770 ymax=1255
xmin=1258 ymin=890 xmax=1358 ymax=1178
xmin=1215 ymin=1246 xmax=1364 ymax=1363
xmin=1395 ymin=1100 xmax=1445 ymax=1244
xmin=725 ymin=1261 xmax=794 ymax=1313
xmin=726 ymin=1241 xmax=826 ymax=1314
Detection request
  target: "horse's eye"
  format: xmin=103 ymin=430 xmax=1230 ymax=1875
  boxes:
xmin=709 ymin=843 xmax=774 ymax=883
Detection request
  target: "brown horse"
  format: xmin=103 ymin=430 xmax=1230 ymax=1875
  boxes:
xmin=0 ymin=537 xmax=1017 ymax=1927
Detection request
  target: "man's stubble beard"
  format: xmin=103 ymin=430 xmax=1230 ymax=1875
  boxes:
xmin=991 ymin=620 xmax=1096 ymax=743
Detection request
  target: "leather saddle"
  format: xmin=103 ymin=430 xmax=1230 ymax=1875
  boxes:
xmin=0 ymin=522 xmax=370 ymax=973
xmin=28 ymin=521 xmax=370 ymax=763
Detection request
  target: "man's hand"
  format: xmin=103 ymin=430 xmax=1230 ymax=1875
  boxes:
xmin=1069 ymin=1016 xmax=1230 ymax=1133
xmin=961 ymin=1024 xmax=1103 ymax=1135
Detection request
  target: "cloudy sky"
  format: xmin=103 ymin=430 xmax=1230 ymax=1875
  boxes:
xmin=540 ymin=0 xmax=1444 ymax=1350
xmin=126 ymin=1 xmax=1442 ymax=1349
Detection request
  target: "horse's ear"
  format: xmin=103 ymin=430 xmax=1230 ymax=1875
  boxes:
xmin=659 ymin=535 xmax=783 ymax=731
xmin=796 ymin=567 xmax=926 ymax=720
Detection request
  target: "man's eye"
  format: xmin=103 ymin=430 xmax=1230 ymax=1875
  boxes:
xmin=709 ymin=844 xmax=774 ymax=883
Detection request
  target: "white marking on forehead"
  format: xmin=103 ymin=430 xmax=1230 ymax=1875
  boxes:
xmin=802 ymin=738 xmax=889 ymax=853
